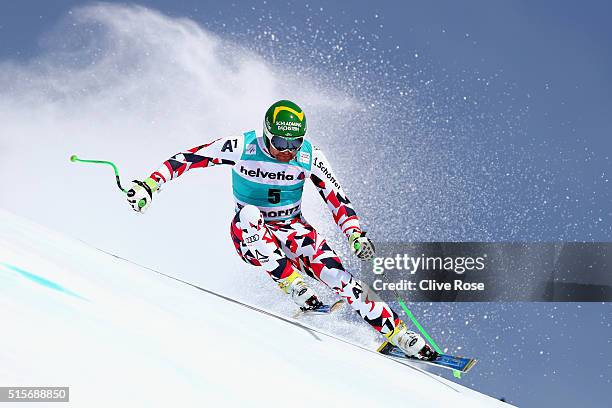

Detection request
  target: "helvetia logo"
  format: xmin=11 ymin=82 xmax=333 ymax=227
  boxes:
xmin=240 ymin=166 xmax=295 ymax=181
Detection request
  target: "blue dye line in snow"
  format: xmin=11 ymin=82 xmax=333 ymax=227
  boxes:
xmin=0 ymin=262 xmax=86 ymax=300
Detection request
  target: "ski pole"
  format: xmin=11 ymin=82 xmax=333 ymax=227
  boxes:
xmin=69 ymin=155 xmax=146 ymax=209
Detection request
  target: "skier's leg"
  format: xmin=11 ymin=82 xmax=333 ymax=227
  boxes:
xmin=310 ymin=242 xmax=434 ymax=357
xmin=310 ymin=241 xmax=402 ymax=335
xmin=229 ymin=205 xmax=322 ymax=309
xmin=276 ymin=217 xmax=435 ymax=359
xmin=267 ymin=217 xmax=399 ymax=331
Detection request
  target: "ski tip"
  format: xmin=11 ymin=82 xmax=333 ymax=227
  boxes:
xmin=329 ymin=299 xmax=345 ymax=313
xmin=463 ymin=358 xmax=478 ymax=373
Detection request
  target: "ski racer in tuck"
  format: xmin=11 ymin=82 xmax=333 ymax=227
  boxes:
xmin=127 ymin=100 xmax=436 ymax=361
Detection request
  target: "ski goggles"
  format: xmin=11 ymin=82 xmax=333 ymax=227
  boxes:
xmin=269 ymin=135 xmax=304 ymax=151
xmin=264 ymin=127 xmax=305 ymax=151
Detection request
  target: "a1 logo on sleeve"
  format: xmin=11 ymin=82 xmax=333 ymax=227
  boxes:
xmin=299 ymin=151 xmax=310 ymax=164
xmin=246 ymin=144 xmax=257 ymax=155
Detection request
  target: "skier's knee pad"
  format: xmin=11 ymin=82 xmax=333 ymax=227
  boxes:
xmin=238 ymin=205 xmax=265 ymax=239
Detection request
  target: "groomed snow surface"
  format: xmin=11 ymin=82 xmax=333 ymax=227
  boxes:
xmin=0 ymin=208 xmax=513 ymax=407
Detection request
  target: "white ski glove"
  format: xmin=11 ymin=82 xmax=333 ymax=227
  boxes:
xmin=349 ymin=231 xmax=376 ymax=260
xmin=127 ymin=177 xmax=158 ymax=213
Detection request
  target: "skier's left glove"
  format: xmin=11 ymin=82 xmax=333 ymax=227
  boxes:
xmin=349 ymin=231 xmax=376 ymax=260
xmin=127 ymin=177 xmax=158 ymax=213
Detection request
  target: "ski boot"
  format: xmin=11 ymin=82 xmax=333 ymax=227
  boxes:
xmin=386 ymin=322 xmax=439 ymax=361
xmin=276 ymin=270 xmax=323 ymax=312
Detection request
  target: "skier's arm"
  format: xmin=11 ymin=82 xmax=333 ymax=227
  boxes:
xmin=127 ymin=135 xmax=242 ymax=213
xmin=309 ymin=147 xmax=375 ymax=259
xmin=148 ymin=135 xmax=243 ymax=186
xmin=309 ymin=147 xmax=362 ymax=237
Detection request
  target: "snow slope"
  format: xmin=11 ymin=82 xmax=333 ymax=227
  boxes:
xmin=0 ymin=208 xmax=513 ymax=407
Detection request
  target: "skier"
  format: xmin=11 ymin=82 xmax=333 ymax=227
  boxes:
xmin=127 ymin=100 xmax=436 ymax=361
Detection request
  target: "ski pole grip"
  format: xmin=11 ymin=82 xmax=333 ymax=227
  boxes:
xmin=350 ymin=233 xmax=362 ymax=252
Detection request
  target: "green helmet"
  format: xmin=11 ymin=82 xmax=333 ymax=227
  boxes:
xmin=263 ymin=99 xmax=307 ymax=141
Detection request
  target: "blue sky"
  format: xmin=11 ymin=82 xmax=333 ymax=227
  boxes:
xmin=1 ymin=1 xmax=610 ymax=407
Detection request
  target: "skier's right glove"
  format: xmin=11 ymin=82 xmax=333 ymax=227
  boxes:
xmin=127 ymin=177 xmax=158 ymax=213
xmin=349 ymin=231 xmax=376 ymax=260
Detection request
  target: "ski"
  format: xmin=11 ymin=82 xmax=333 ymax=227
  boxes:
xmin=377 ymin=341 xmax=478 ymax=373
xmin=293 ymin=299 xmax=344 ymax=318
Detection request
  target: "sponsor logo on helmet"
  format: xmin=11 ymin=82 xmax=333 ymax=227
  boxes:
xmin=275 ymin=120 xmax=303 ymax=133
xmin=245 ymin=144 xmax=256 ymax=155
